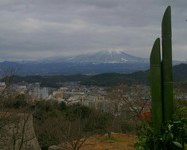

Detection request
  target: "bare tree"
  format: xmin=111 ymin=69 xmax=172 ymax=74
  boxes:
xmin=57 ymin=118 xmax=91 ymax=150
xmin=0 ymin=68 xmax=40 ymax=150
xmin=34 ymin=104 xmax=95 ymax=150
xmin=107 ymin=84 xmax=151 ymax=125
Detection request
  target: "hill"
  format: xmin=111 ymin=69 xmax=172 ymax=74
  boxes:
xmin=81 ymin=63 xmax=187 ymax=86
xmin=2 ymin=63 xmax=186 ymax=87
xmin=173 ymin=63 xmax=187 ymax=81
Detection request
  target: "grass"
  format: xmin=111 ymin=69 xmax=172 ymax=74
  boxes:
xmin=81 ymin=133 xmax=137 ymax=150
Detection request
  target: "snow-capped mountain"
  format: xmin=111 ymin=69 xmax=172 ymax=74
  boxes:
xmin=52 ymin=50 xmax=148 ymax=64
xmin=0 ymin=51 xmax=150 ymax=75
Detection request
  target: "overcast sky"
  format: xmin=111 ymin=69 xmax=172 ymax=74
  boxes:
xmin=0 ymin=0 xmax=186 ymax=61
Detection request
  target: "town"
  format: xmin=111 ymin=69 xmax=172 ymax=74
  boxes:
xmin=0 ymin=80 xmax=152 ymax=113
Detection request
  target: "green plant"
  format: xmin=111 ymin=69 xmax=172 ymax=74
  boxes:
xmin=135 ymin=109 xmax=187 ymax=150
xmin=150 ymin=38 xmax=162 ymax=134
xmin=150 ymin=6 xmax=174 ymax=135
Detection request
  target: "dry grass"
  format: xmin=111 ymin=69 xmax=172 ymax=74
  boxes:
xmin=80 ymin=133 xmax=137 ymax=150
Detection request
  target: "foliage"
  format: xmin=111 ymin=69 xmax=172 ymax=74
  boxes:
xmin=120 ymin=120 xmax=135 ymax=133
xmin=60 ymin=101 xmax=67 ymax=110
xmin=33 ymin=101 xmax=117 ymax=149
xmin=3 ymin=93 xmax=28 ymax=109
xmin=135 ymin=108 xmax=187 ymax=150
xmin=65 ymin=103 xmax=92 ymax=120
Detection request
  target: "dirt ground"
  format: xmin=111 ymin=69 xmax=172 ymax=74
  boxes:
xmin=80 ymin=133 xmax=137 ymax=150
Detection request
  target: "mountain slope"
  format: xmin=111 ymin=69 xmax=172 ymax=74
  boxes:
xmin=0 ymin=51 xmax=149 ymax=75
xmin=66 ymin=50 xmax=148 ymax=64
xmin=0 ymin=51 xmax=184 ymax=76
xmin=81 ymin=63 xmax=187 ymax=86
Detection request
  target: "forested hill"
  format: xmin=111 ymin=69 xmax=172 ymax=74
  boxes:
xmin=173 ymin=63 xmax=187 ymax=81
xmin=1 ymin=63 xmax=187 ymax=87
xmin=82 ymin=63 xmax=187 ymax=86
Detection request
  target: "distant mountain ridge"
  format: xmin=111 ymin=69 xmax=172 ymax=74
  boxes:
xmin=0 ymin=50 xmax=185 ymax=76
xmin=173 ymin=63 xmax=187 ymax=81
xmin=3 ymin=63 xmax=187 ymax=87
xmin=82 ymin=63 xmax=187 ymax=86
xmin=0 ymin=51 xmax=149 ymax=75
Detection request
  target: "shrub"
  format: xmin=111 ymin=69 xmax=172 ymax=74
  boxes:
xmin=135 ymin=108 xmax=187 ymax=150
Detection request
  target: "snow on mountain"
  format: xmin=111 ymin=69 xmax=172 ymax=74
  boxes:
xmin=65 ymin=50 xmax=148 ymax=64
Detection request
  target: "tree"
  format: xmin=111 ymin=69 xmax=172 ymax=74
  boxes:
xmin=0 ymin=71 xmax=40 ymax=150
xmin=34 ymin=103 xmax=95 ymax=150
xmin=107 ymin=85 xmax=151 ymax=128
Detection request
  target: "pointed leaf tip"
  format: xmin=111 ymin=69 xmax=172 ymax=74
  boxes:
xmin=150 ymin=38 xmax=161 ymax=65
xmin=167 ymin=6 xmax=171 ymax=11
xmin=164 ymin=6 xmax=171 ymax=17
xmin=162 ymin=6 xmax=172 ymax=37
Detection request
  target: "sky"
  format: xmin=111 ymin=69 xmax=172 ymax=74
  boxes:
xmin=0 ymin=0 xmax=186 ymax=61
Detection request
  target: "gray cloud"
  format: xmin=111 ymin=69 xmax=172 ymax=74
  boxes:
xmin=0 ymin=0 xmax=186 ymax=61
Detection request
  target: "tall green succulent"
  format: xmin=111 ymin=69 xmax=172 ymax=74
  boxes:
xmin=150 ymin=6 xmax=174 ymax=134
xmin=161 ymin=6 xmax=174 ymax=121
xmin=150 ymin=38 xmax=163 ymax=134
